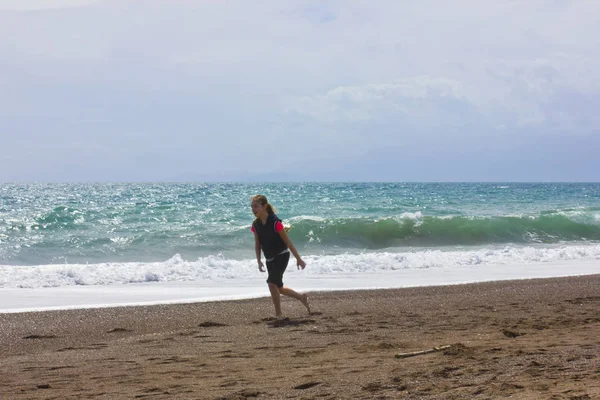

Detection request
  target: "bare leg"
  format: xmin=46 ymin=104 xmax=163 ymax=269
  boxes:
xmin=279 ymin=286 xmax=311 ymax=314
xmin=268 ymin=283 xmax=282 ymax=317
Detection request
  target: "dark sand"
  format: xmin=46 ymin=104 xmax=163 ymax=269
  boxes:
xmin=1 ymin=275 xmax=599 ymax=399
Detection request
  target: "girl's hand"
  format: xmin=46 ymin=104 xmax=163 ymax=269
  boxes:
xmin=297 ymin=258 xmax=306 ymax=270
xmin=258 ymin=261 xmax=265 ymax=272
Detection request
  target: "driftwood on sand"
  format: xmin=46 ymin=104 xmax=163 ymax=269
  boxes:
xmin=395 ymin=345 xmax=452 ymax=358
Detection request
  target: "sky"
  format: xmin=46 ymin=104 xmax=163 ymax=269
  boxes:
xmin=1 ymin=0 xmax=599 ymax=182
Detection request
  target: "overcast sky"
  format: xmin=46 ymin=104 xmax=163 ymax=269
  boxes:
xmin=1 ymin=0 xmax=599 ymax=182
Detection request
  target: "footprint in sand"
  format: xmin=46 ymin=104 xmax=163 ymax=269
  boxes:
xmin=107 ymin=328 xmax=131 ymax=333
xmin=270 ymin=318 xmax=317 ymax=328
xmin=23 ymin=334 xmax=57 ymax=339
xmin=198 ymin=321 xmax=228 ymax=328
xmin=218 ymin=389 xmax=264 ymax=399
xmin=502 ymin=329 xmax=524 ymax=338
xmin=294 ymin=381 xmax=321 ymax=390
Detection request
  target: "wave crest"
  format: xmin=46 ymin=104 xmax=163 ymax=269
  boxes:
xmin=2 ymin=243 xmax=599 ymax=289
xmin=288 ymin=211 xmax=600 ymax=248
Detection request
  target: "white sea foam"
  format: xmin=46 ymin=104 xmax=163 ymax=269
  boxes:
xmin=2 ymin=259 xmax=599 ymax=314
xmin=1 ymin=244 xmax=599 ymax=289
xmin=390 ymin=211 xmax=423 ymax=222
xmin=289 ymin=215 xmax=328 ymax=223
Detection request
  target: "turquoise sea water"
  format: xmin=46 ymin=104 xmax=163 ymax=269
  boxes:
xmin=1 ymin=183 xmax=599 ymax=288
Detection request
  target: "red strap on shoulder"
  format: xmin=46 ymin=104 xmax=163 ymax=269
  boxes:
xmin=275 ymin=221 xmax=284 ymax=233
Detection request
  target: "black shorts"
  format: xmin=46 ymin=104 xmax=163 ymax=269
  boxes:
xmin=266 ymin=251 xmax=290 ymax=288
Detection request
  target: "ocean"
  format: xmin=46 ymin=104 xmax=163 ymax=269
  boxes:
xmin=1 ymin=182 xmax=599 ymax=312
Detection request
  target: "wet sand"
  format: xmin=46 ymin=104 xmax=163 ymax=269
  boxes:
xmin=1 ymin=275 xmax=599 ymax=399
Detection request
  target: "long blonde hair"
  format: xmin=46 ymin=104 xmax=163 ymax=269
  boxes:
xmin=252 ymin=194 xmax=276 ymax=216
xmin=252 ymin=195 xmax=292 ymax=231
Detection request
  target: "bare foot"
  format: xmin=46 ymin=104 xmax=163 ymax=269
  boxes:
xmin=301 ymin=294 xmax=311 ymax=314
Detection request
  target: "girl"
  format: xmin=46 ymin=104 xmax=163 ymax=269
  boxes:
xmin=250 ymin=194 xmax=311 ymax=319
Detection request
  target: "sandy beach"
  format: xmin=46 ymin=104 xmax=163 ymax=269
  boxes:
xmin=1 ymin=275 xmax=599 ymax=400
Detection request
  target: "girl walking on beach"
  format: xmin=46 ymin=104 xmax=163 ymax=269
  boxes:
xmin=251 ymin=194 xmax=311 ymax=319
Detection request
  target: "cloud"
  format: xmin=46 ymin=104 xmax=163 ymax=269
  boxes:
xmin=286 ymin=77 xmax=474 ymax=127
xmin=0 ymin=0 xmax=599 ymax=181
xmin=483 ymin=55 xmax=600 ymax=132
xmin=0 ymin=0 xmax=100 ymax=11
xmin=287 ymin=54 xmax=600 ymax=134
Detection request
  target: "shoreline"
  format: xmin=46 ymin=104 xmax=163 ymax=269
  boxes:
xmin=1 ymin=274 xmax=599 ymax=399
xmin=2 ymin=258 xmax=599 ymax=314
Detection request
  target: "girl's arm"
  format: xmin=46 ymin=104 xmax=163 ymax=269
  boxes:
xmin=254 ymin=232 xmax=264 ymax=271
xmin=278 ymin=229 xmax=306 ymax=270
